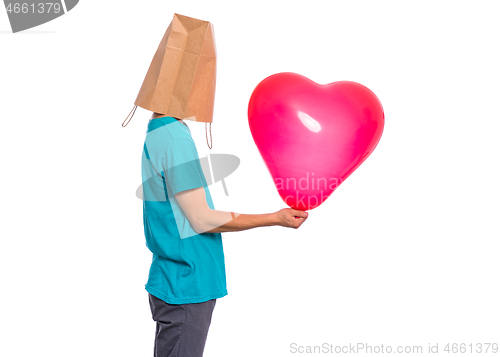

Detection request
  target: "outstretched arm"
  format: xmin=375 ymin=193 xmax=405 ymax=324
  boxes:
xmin=175 ymin=187 xmax=308 ymax=234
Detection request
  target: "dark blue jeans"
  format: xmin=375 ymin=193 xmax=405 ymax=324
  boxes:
xmin=148 ymin=293 xmax=217 ymax=357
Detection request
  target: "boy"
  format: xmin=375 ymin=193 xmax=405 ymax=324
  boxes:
xmin=125 ymin=14 xmax=308 ymax=357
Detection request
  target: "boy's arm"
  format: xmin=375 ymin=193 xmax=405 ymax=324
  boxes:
xmin=175 ymin=187 xmax=308 ymax=234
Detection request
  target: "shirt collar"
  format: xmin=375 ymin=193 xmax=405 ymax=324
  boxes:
xmin=147 ymin=116 xmax=180 ymax=133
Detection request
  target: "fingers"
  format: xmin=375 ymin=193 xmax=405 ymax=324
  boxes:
xmin=291 ymin=209 xmax=308 ymax=219
xmin=292 ymin=217 xmax=306 ymax=228
xmin=277 ymin=208 xmax=309 ymax=228
xmin=289 ymin=209 xmax=309 ymax=228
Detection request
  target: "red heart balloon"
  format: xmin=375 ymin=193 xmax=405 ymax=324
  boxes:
xmin=248 ymin=72 xmax=384 ymax=210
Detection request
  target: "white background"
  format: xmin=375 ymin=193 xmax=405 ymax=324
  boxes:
xmin=1 ymin=1 xmax=499 ymax=356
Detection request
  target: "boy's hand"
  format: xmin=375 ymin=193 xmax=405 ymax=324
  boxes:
xmin=274 ymin=208 xmax=309 ymax=229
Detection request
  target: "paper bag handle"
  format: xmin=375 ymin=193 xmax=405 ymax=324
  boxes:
xmin=205 ymin=122 xmax=212 ymax=149
xmin=122 ymin=105 xmax=138 ymax=127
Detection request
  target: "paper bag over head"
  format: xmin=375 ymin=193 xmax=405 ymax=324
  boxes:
xmin=135 ymin=13 xmax=217 ymax=123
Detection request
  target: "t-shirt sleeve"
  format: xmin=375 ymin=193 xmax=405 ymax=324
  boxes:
xmin=164 ymin=138 xmax=206 ymax=196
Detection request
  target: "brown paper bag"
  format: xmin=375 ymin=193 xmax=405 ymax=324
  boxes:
xmin=134 ymin=13 xmax=217 ymax=123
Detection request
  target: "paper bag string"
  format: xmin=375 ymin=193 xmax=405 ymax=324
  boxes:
xmin=205 ymin=122 xmax=212 ymax=149
xmin=122 ymin=105 xmax=138 ymax=127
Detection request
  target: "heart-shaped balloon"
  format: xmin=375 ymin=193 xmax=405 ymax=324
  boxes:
xmin=248 ymin=72 xmax=384 ymax=210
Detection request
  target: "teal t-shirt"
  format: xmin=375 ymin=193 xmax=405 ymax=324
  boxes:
xmin=141 ymin=116 xmax=227 ymax=304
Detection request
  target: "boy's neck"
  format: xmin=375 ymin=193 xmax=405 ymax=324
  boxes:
xmin=151 ymin=112 xmax=183 ymax=122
